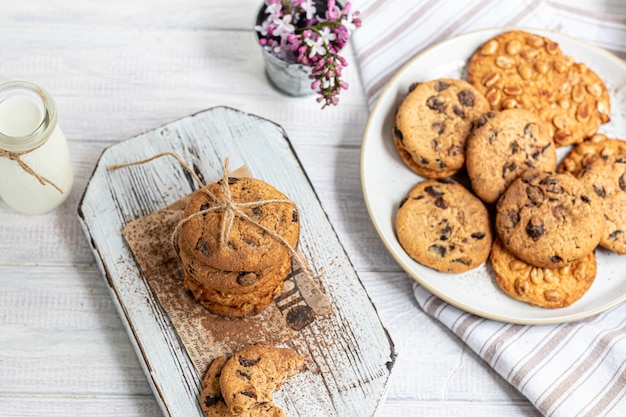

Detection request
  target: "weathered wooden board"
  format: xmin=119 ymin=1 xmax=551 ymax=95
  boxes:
xmin=77 ymin=106 xmax=396 ymax=417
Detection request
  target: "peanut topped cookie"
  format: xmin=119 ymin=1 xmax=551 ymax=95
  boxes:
xmin=465 ymin=108 xmax=556 ymax=204
xmin=539 ymin=62 xmax=611 ymax=146
xmin=395 ymin=178 xmax=493 ymax=273
xmin=490 ymin=238 xmax=596 ymax=309
xmin=467 ymin=30 xmax=570 ymax=112
xmin=180 ymin=178 xmax=299 ymax=272
xmin=393 ymin=78 xmax=489 ymax=178
xmin=558 ymin=135 xmax=626 ymax=254
xmin=495 ymin=170 xmax=604 ymax=268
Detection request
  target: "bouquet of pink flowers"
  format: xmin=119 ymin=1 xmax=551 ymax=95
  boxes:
xmin=255 ymin=0 xmax=361 ymax=108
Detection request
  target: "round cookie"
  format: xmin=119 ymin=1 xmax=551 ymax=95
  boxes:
xmin=183 ymin=271 xmax=285 ymax=318
xmin=200 ymin=355 xmax=285 ymax=417
xmin=495 ymin=169 xmax=604 ymax=268
xmin=220 ymin=344 xmax=304 ymax=416
xmin=490 ymin=237 xmax=596 ymax=308
xmin=539 ymin=62 xmax=611 ymax=146
xmin=466 ymin=30 xmax=570 ymax=112
xmin=395 ymin=178 xmax=493 ymax=273
xmin=180 ymin=178 xmax=300 ymax=271
xmin=558 ymin=135 xmax=626 ymax=254
xmin=178 ymin=232 xmax=292 ymax=296
xmin=466 ymin=108 xmax=556 ymax=204
xmin=393 ymin=78 xmax=490 ymax=177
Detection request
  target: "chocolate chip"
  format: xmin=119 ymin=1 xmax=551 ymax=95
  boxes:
xmin=616 ymin=156 xmax=626 ymax=163
xmin=434 ymin=197 xmax=448 ymax=209
xmin=426 ymin=96 xmax=446 ymax=113
xmin=292 ymin=210 xmax=298 ymax=222
xmin=432 ymin=122 xmax=445 ymax=135
xmin=539 ymin=175 xmax=558 ymax=186
xmin=436 ymin=159 xmax=447 ymax=169
xmin=526 ymin=217 xmax=544 ymax=240
xmin=503 ymin=211 xmax=520 ymax=228
xmin=453 ymin=258 xmax=471 ymax=266
xmin=524 ymin=123 xmax=537 ymax=139
xmin=526 ymin=186 xmax=544 ymax=206
xmin=394 ymin=125 xmax=404 ymax=141
xmin=488 ymin=130 xmax=497 ymax=144
xmin=551 ymin=204 xmax=567 ymax=221
xmin=238 ymin=356 xmax=259 ymax=367
xmin=457 ymin=90 xmax=475 ymax=107
xmin=413 ymin=195 xmax=425 ymax=200
xmin=511 ymin=141 xmax=519 ymax=154
xmin=593 ymin=184 xmax=606 ymax=197
xmin=199 ymin=203 xmax=210 ymax=212
xmin=550 ymin=255 xmax=563 ymax=264
xmin=522 ymin=171 xmax=541 ymax=183
xmin=244 ymin=239 xmax=258 ymax=247
xmin=195 ymin=238 xmax=210 ymax=256
xmin=502 ymin=162 xmax=517 ymax=178
xmin=237 ymin=272 xmax=258 ymax=286
xmin=424 ymin=185 xmax=443 ymax=198
xmin=428 ymin=244 xmax=447 ymax=257
xmin=204 ymin=395 xmax=220 ymax=407
xmin=252 ymin=207 xmax=262 ymax=218
xmin=524 ymin=160 xmax=536 ymax=168
xmin=408 ymin=82 xmax=420 ymax=92
xmin=439 ymin=224 xmax=452 ymax=241
xmin=471 ymin=232 xmax=486 ymax=239
xmin=431 ymin=138 xmax=440 ymax=152
xmin=227 ymin=177 xmax=239 ymax=185
xmin=581 ymin=195 xmax=591 ymax=203
xmin=620 ymin=175 xmax=626 ymax=192
xmin=239 ymin=391 xmax=256 ymax=399
xmin=435 ymin=80 xmax=450 ymax=91
xmin=476 ymin=112 xmax=496 ymax=128
xmin=420 ymin=156 xmax=429 ymax=164
xmin=237 ymin=370 xmax=251 ymax=380
xmin=453 ymin=105 xmax=465 ymax=118
xmin=609 ymin=230 xmax=624 ymax=240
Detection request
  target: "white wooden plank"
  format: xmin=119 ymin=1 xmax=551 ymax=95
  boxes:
xmin=78 ymin=106 xmax=395 ymax=417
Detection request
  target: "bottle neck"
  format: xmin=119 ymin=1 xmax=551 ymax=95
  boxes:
xmin=0 ymin=81 xmax=58 ymax=153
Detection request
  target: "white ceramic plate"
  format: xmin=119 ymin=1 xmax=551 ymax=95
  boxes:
xmin=361 ymin=28 xmax=626 ymax=325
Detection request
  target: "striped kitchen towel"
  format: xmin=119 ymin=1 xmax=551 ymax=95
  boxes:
xmin=350 ymin=1 xmax=626 ymax=416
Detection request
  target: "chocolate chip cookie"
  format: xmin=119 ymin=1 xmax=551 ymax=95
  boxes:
xmin=220 ymin=344 xmax=304 ymax=416
xmin=490 ymin=237 xmax=596 ymax=308
xmin=395 ymin=178 xmax=493 ymax=273
xmin=393 ymin=78 xmax=490 ymax=178
xmin=467 ymin=30 xmax=570 ymax=112
xmin=465 ymin=108 xmax=556 ymax=204
xmin=495 ymin=170 xmax=604 ymax=268
xmin=539 ymin=62 xmax=611 ymax=146
xmin=200 ymin=355 xmax=285 ymax=417
xmin=178 ymin=232 xmax=291 ymax=296
xmin=180 ymin=178 xmax=300 ymax=272
xmin=558 ymin=135 xmax=626 ymax=254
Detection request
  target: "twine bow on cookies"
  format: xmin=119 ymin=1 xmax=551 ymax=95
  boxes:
xmin=108 ymin=152 xmax=320 ymax=294
xmin=0 ymin=146 xmax=64 ymax=194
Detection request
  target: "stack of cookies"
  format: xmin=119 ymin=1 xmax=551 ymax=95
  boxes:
xmin=392 ymin=29 xmax=625 ymax=309
xmin=177 ymin=176 xmax=300 ymax=318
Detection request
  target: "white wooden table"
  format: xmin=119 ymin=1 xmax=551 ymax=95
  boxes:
xmin=0 ymin=1 xmax=614 ymax=416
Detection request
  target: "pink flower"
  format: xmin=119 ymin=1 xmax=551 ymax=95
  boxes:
xmin=255 ymin=0 xmax=362 ymax=108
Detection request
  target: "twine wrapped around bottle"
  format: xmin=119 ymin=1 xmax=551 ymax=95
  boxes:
xmin=0 ymin=144 xmax=64 ymax=194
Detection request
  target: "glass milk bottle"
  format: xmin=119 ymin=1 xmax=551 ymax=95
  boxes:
xmin=0 ymin=81 xmax=74 ymax=214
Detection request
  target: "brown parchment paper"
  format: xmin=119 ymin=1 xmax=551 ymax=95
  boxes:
xmin=121 ymin=167 xmax=331 ymax=376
